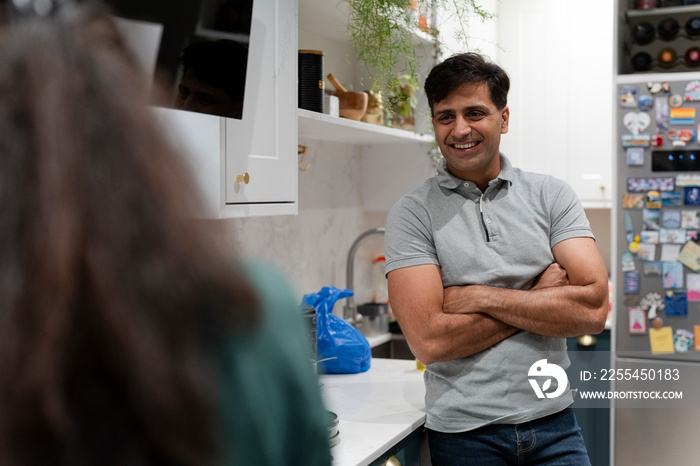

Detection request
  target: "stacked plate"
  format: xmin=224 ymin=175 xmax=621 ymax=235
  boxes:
xmin=327 ymin=410 xmax=340 ymax=447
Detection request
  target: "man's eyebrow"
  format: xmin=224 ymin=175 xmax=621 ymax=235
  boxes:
xmin=435 ymin=105 xmax=490 ymax=116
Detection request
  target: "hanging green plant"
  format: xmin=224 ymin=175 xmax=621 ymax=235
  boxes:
xmin=345 ymin=0 xmax=494 ymax=120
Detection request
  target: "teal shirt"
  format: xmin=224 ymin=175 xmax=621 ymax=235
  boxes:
xmin=215 ymin=262 xmax=332 ymax=465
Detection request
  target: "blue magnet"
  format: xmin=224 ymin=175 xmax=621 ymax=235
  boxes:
xmin=638 ymin=95 xmax=653 ymax=112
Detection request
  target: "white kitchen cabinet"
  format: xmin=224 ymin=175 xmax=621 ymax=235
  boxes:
xmin=497 ymin=0 xmax=614 ymax=207
xmin=144 ymin=0 xmax=298 ymax=218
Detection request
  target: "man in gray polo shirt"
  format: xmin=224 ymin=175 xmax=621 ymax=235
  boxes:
xmin=385 ymin=53 xmax=608 ymax=465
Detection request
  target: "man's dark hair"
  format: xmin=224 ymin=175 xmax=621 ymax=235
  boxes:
xmin=424 ymin=52 xmax=510 ymax=115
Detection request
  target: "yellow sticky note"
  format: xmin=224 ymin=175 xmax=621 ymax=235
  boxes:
xmin=695 ymin=326 xmax=700 ymax=351
xmin=678 ymin=241 xmax=700 ymax=272
xmin=649 ymin=327 xmax=674 ymax=354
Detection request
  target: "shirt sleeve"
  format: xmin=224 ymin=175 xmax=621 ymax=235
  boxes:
xmin=546 ymin=177 xmax=595 ymax=248
xmin=385 ymin=195 xmax=440 ymax=275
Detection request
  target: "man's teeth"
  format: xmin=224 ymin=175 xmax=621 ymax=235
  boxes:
xmin=454 ymin=142 xmax=477 ymax=149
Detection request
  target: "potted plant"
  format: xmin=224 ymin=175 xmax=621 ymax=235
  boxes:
xmin=345 ymin=0 xmax=493 ymax=125
xmin=385 ymin=74 xmax=419 ymax=131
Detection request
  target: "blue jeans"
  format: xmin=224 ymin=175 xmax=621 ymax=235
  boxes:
xmin=427 ymin=408 xmax=591 ymax=466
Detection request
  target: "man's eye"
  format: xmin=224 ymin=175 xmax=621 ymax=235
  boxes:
xmin=438 ymin=115 xmax=454 ymax=123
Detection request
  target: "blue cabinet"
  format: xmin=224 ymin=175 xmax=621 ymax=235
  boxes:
xmin=566 ymin=329 xmax=611 ymax=466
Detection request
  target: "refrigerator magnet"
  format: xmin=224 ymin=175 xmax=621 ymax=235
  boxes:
xmin=643 ymin=261 xmax=663 ymax=276
xmin=629 ymin=236 xmax=641 ymax=254
xmin=622 ymin=134 xmax=651 ymax=147
xmin=649 ymin=327 xmax=674 ymax=354
xmin=686 ymin=273 xmax=700 ymax=300
xmin=687 ymin=231 xmax=699 ymax=242
xmin=627 ymin=147 xmax=645 ymax=165
xmin=674 ymin=329 xmax=694 ymax=352
xmin=665 ymin=290 xmax=688 ymax=316
xmin=641 ymin=230 xmax=660 ymax=244
xmin=638 ymin=95 xmax=654 ymax=112
xmin=678 ymin=240 xmax=700 ymax=272
xmin=623 ymin=194 xmax=645 ymax=209
xmin=655 ymin=97 xmax=669 ymax=133
xmin=647 ymin=82 xmax=669 ymax=94
xmin=675 ymin=174 xmax=700 ymax=187
xmin=660 ymin=228 xmax=687 ymax=244
xmin=661 ymin=191 xmax=683 ymax=207
xmin=652 ymin=317 xmax=664 ymax=329
xmin=684 ymin=80 xmax=700 ymax=101
xmin=625 ymin=211 xmax=635 ymax=243
xmin=651 ymin=133 xmax=664 ymax=146
xmin=629 ymin=307 xmax=647 ymax=334
xmin=643 ymin=209 xmax=661 ymax=230
xmin=624 ymin=270 xmax=640 ymax=295
xmin=681 ymin=210 xmax=700 ymax=229
xmin=623 ymin=111 xmax=651 ymax=134
xmin=622 ymin=251 xmax=636 ymax=272
xmin=694 ymin=326 xmax=700 ymax=351
xmin=638 ymin=243 xmax=656 ymax=261
xmin=620 ymin=85 xmax=638 ymax=107
xmin=662 ymin=262 xmax=684 ymax=288
xmin=660 ymin=244 xmax=681 ymax=262
xmin=641 ymin=292 xmax=665 ymax=319
xmin=669 ymin=107 xmax=696 ymax=125
xmin=646 ymin=190 xmax=662 ymax=209
xmin=684 ymin=187 xmax=700 ymax=205
xmin=662 ymin=210 xmax=682 ymax=228
xmin=668 ymin=128 xmax=696 ymax=144
xmin=669 ymin=94 xmax=683 ymax=107
xmin=628 ymin=177 xmax=675 ymax=192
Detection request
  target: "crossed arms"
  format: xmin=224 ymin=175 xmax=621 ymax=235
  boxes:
xmin=386 ymin=237 xmax=609 ymax=365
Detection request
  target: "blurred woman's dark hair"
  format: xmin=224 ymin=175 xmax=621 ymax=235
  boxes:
xmin=0 ymin=1 xmax=259 ymax=464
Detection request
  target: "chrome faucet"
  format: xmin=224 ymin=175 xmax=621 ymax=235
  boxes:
xmin=344 ymin=227 xmax=385 ymax=323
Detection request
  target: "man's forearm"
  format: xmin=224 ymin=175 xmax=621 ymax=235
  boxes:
xmin=443 ymin=283 xmax=608 ymax=337
xmin=416 ymin=312 xmax=519 ymax=363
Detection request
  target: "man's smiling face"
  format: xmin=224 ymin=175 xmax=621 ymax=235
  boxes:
xmin=432 ymin=83 xmax=509 ymax=189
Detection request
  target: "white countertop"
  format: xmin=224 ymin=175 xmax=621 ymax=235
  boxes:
xmin=320 ymin=358 xmax=427 ymax=466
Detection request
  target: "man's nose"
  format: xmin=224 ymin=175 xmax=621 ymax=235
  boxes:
xmin=453 ymin=116 xmax=472 ymax=137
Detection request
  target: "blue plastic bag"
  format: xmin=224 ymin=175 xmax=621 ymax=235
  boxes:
xmin=302 ymin=286 xmax=371 ymax=374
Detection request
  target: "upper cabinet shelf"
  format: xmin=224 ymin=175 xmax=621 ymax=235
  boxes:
xmin=298 ymin=109 xmax=433 ymax=144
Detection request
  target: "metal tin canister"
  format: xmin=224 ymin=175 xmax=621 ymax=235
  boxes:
xmin=298 ymin=50 xmax=324 ymax=113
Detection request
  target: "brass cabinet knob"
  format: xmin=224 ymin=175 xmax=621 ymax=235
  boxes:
xmin=384 ymin=456 xmax=402 ymax=466
xmin=235 ymin=172 xmax=250 ymax=184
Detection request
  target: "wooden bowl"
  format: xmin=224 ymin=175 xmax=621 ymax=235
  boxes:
xmin=335 ymin=91 xmax=368 ymax=121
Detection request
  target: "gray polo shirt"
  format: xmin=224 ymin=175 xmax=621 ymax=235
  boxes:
xmin=385 ymin=154 xmax=594 ymax=433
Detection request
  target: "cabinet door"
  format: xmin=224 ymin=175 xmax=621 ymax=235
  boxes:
xmin=224 ymin=0 xmax=297 ymax=212
xmin=498 ymin=0 xmax=613 ymax=206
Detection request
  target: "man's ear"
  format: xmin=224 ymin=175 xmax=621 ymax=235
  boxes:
xmin=500 ymin=106 xmax=510 ymax=134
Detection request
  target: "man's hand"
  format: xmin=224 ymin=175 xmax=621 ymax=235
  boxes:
xmin=443 ymin=262 xmax=570 ymax=315
xmin=532 ymin=263 xmax=569 ymax=290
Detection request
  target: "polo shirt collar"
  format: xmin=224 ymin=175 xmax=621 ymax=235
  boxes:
xmin=436 ymin=153 xmax=515 ymax=190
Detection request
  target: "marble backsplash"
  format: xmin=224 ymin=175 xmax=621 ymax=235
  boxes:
xmin=207 ymin=140 xmax=391 ymax=316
